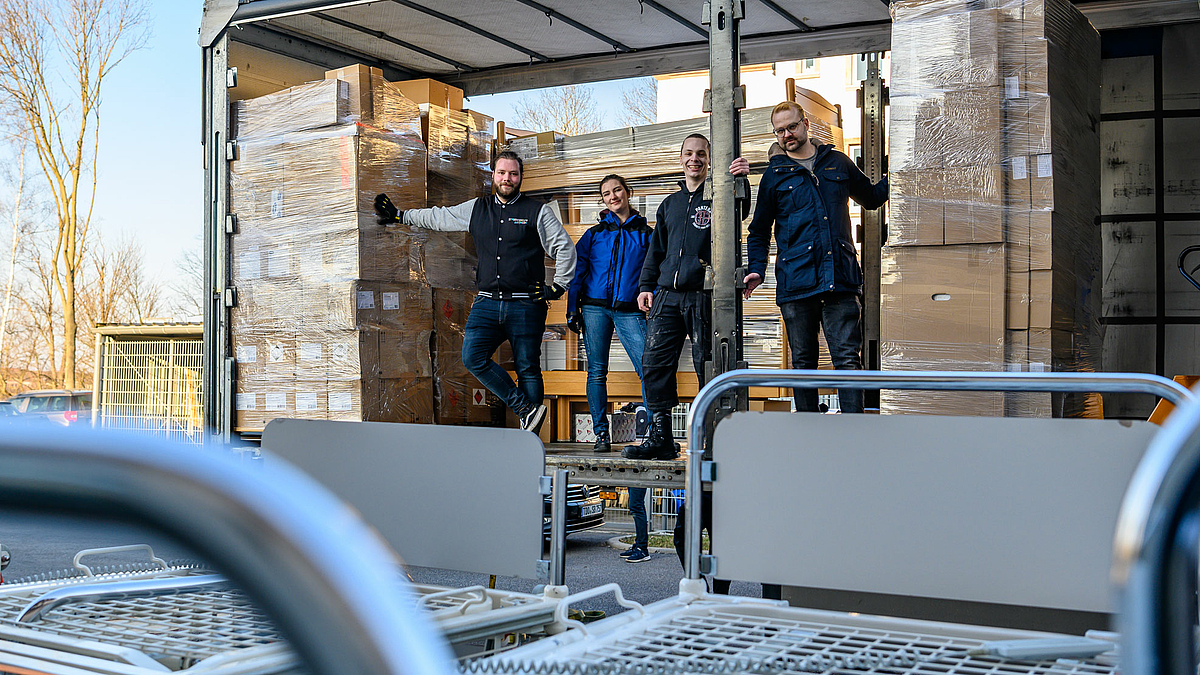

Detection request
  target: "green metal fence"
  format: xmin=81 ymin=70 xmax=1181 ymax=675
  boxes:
xmin=94 ymin=327 xmax=204 ymax=444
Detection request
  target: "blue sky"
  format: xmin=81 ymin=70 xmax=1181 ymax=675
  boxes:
xmin=91 ymin=6 xmax=638 ymax=302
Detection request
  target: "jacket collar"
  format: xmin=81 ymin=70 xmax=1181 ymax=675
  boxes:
xmin=768 ymin=143 xmax=834 ymax=171
xmin=599 ymin=209 xmax=646 ymax=230
xmin=494 ymin=191 xmax=523 ymax=205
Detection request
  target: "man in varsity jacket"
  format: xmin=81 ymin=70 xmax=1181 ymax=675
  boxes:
xmin=374 ymin=150 xmax=576 ymax=433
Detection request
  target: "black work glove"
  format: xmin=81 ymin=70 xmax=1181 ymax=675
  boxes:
xmin=566 ymin=313 xmax=583 ymax=334
xmin=374 ymin=193 xmax=402 ymax=225
xmin=532 ymin=282 xmax=566 ymax=302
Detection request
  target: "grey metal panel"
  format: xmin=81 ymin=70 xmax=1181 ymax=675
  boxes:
xmin=1162 ymin=22 xmax=1200 ymax=110
xmin=1100 ymin=119 xmax=1156 ymax=215
xmin=1163 ymin=118 xmax=1200 ymax=214
xmin=1078 ymin=0 xmax=1200 ymax=29
xmin=261 ymin=419 xmax=545 ymax=579
xmin=1164 ymin=324 xmax=1200 ymax=376
xmin=1165 ymin=221 xmax=1200 ymax=314
xmin=1102 ymin=221 xmax=1157 ymax=317
xmin=710 ymin=411 xmax=1158 ymax=613
xmin=1101 ymin=56 xmax=1154 ymax=114
xmin=1102 ymin=325 xmax=1158 ymax=419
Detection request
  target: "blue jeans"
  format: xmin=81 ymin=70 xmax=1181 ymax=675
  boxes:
xmin=580 ymin=305 xmax=647 ymax=435
xmin=628 ymin=487 xmax=649 ymax=551
xmin=780 ymin=291 xmax=864 ymax=413
xmin=461 ymin=296 xmax=546 ymax=416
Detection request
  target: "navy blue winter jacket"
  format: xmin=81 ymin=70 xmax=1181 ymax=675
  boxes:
xmin=746 ymin=145 xmax=888 ymax=304
xmin=567 ymin=209 xmax=653 ymax=315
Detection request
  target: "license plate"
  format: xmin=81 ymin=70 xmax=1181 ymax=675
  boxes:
xmin=581 ymin=503 xmax=602 ymax=518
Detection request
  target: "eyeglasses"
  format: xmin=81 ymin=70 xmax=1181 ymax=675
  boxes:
xmin=773 ymin=120 xmax=804 ymax=137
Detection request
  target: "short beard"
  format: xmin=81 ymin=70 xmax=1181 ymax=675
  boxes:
xmin=496 ymin=181 xmax=520 ymax=197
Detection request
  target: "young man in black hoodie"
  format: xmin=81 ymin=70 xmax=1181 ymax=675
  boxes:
xmin=622 ymin=134 xmax=749 ymax=461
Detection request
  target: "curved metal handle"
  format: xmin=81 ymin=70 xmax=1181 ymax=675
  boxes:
xmin=1178 ymin=245 xmax=1200 ymax=293
xmin=19 ymin=574 xmax=231 ymax=623
xmin=0 ymin=426 xmax=452 ymax=675
xmin=685 ymin=369 xmax=1197 ymax=580
xmin=72 ymin=544 xmax=168 ymax=576
xmin=552 ymin=582 xmax=645 ymax=634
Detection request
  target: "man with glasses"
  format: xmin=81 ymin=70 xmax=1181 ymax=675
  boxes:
xmin=743 ymin=101 xmax=888 ymax=413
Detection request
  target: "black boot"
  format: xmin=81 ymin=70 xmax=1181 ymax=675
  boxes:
xmin=622 ymin=412 xmax=677 ymax=460
xmin=592 ymin=430 xmax=611 ymax=453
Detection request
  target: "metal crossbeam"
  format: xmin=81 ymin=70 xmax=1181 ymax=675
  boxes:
xmin=313 ymin=12 xmax=475 ymax=71
xmin=638 ymin=0 xmax=708 ymax=38
xmin=389 ymin=0 xmax=551 ymax=62
xmin=508 ymin=0 xmax=633 ymax=52
xmin=545 ymin=454 xmax=685 ymax=489
xmin=755 ymin=0 xmax=813 ymax=31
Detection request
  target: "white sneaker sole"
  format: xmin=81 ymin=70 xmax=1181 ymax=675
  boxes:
xmin=522 ymin=405 xmax=547 ymax=432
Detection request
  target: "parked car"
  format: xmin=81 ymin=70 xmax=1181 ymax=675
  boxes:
xmin=6 ymin=390 xmax=93 ymax=426
xmin=543 ymin=483 xmax=605 ymax=538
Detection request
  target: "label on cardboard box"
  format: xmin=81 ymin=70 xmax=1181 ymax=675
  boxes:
xmin=1036 ymin=154 xmax=1053 ymax=177
xmin=382 ymin=292 xmax=400 ymax=310
xmin=296 ymin=392 xmax=318 ymax=411
xmin=332 ymin=343 xmax=350 ymax=360
xmin=357 ymin=291 xmax=375 ymax=309
xmin=472 ymin=388 xmax=486 ymax=406
xmin=265 ymin=392 xmax=287 ymax=411
xmin=265 ymin=248 xmax=289 ymax=277
xmin=236 ymin=393 xmax=256 ymax=411
xmin=1004 ymin=76 xmax=1020 ymax=99
xmin=238 ymin=250 xmax=261 ymax=280
xmin=270 ymin=190 xmax=284 ymax=218
xmin=236 ymin=345 xmax=257 ymax=363
xmin=299 ymin=343 xmax=322 ymax=361
xmin=329 ymin=391 xmax=352 ymax=411
xmin=1012 ymin=155 xmax=1027 ymax=180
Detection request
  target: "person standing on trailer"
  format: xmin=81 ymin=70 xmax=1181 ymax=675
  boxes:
xmin=743 ymin=101 xmax=888 ymax=413
xmin=373 ymin=150 xmax=576 ymax=433
xmin=566 ymin=173 xmax=655 ymax=563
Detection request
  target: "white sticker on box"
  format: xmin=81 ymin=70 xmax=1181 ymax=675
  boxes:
xmin=299 ymin=343 xmax=322 ymax=361
xmin=329 ymin=392 xmax=352 ymax=411
xmin=1012 ymin=156 xmax=1028 ymax=180
xmin=238 ymin=250 xmax=261 ymax=280
xmin=332 ymin=343 xmax=350 ymax=360
xmin=236 ymin=393 xmax=256 ymax=411
xmin=265 ymin=392 xmax=287 ymax=411
xmin=382 ymin=292 xmax=400 ymax=311
xmin=266 ymin=248 xmax=289 ymax=277
xmin=1004 ymin=76 xmax=1020 ymax=99
xmin=270 ymin=190 xmax=284 ymax=218
xmin=296 ymin=392 xmax=318 ymax=411
xmin=357 ymin=291 xmax=375 ymax=309
xmin=1030 ymin=362 xmax=1048 ymax=372
xmin=268 ymin=343 xmax=286 ymax=363
xmin=236 ymin=345 xmax=257 ymax=363
xmin=1036 ymin=154 xmax=1053 ymax=178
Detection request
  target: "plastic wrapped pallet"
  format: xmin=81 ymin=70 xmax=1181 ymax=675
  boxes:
xmin=432 ymin=288 xmax=505 ymax=426
xmin=423 ymin=105 xmax=492 ymax=207
xmin=883 ymin=0 xmax=1101 ymax=417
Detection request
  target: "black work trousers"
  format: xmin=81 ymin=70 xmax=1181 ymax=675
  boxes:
xmin=642 ymin=289 xmax=711 ymax=414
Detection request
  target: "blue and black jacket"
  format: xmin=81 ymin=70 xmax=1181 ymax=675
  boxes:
xmin=746 ymin=144 xmax=888 ymax=304
xmin=567 ymin=209 xmax=654 ymax=315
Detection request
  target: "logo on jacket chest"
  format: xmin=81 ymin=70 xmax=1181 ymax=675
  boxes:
xmin=691 ymin=206 xmax=712 ymax=230
xmin=507 ymin=217 xmax=530 ymax=226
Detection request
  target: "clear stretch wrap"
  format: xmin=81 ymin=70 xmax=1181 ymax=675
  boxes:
xmin=883 ymin=0 xmax=1102 ymax=417
xmin=423 ymin=105 xmax=494 ymax=207
xmin=229 ymin=72 xmax=453 ymax=431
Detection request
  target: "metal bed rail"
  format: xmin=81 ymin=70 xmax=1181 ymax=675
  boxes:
xmin=685 ymin=369 xmax=1197 ymax=581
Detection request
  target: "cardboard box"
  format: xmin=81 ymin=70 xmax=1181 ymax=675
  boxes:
xmin=943 ymin=165 xmax=1004 ymax=244
xmin=325 ymin=64 xmax=377 ymax=120
xmin=392 ymin=78 xmax=463 ymax=111
xmin=352 ymin=281 xmax=433 ymax=332
xmin=1006 ymin=244 xmax=1030 ymax=330
xmin=233 ymin=78 xmax=350 ymax=139
xmin=942 ymin=88 xmax=1003 ymax=168
xmin=887 ymin=169 xmax=944 ymax=246
xmin=509 ymin=131 xmax=564 ymax=162
xmin=370 ymin=81 xmax=423 ymax=137
xmin=1029 ymin=268 xmax=1076 ymax=330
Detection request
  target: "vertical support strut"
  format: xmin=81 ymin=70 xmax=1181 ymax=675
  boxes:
xmin=857 ymin=52 xmax=888 ymax=410
xmin=202 ymin=34 xmax=233 ymax=442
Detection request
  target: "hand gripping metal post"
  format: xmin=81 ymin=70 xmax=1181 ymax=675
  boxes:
xmin=684 ymin=369 xmax=1197 ymax=581
xmin=1113 ymin=383 xmax=1200 ymax=675
xmin=0 ymin=425 xmax=453 ymax=675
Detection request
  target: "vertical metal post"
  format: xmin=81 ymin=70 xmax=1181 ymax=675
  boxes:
xmin=202 ymin=35 xmax=233 ymax=442
xmin=90 ymin=333 xmax=103 ymax=428
xmin=857 ymin=53 xmax=887 ymax=410
xmin=549 ymin=469 xmax=568 ymax=587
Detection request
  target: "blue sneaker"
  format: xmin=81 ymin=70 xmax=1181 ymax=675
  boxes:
xmin=625 ymin=548 xmax=651 ymax=563
xmin=619 ymin=547 xmax=638 ymax=557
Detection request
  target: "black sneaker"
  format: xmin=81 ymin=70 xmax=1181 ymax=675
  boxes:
xmin=625 ymin=548 xmax=651 ymax=563
xmin=521 ymin=404 xmax=547 ymax=433
xmin=593 ymin=431 xmax=611 ymax=453
xmin=619 ymin=547 xmax=638 ymax=557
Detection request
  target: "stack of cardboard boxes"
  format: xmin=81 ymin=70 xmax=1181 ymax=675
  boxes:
xmin=229 ymin=68 xmax=502 ymax=432
xmin=883 ymin=0 xmax=1101 ymax=416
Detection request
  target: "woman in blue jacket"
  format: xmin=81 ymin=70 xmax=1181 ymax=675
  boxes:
xmin=567 ymin=174 xmax=655 ymax=562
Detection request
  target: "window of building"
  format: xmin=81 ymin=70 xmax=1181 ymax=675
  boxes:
xmin=797 ymin=58 xmax=818 ymax=77
xmin=855 ymin=54 xmax=869 ymax=83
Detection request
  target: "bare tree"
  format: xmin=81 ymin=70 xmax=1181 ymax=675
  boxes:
xmin=0 ymin=139 xmax=28 ymax=360
xmin=0 ymin=0 xmax=148 ymax=388
xmin=166 ymin=236 xmax=203 ymax=320
xmin=511 ymin=84 xmax=604 ymax=136
xmin=619 ymin=78 xmax=658 ymax=127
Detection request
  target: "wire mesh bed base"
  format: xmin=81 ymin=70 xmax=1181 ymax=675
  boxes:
xmin=479 ymin=593 xmax=1120 ymax=675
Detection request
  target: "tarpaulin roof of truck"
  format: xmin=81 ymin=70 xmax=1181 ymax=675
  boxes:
xmin=200 ymin=0 xmax=1200 ymax=96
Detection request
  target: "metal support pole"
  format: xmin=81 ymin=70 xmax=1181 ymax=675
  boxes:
xmin=202 ymin=34 xmax=233 ymax=442
xmin=857 ymin=53 xmax=887 ymax=410
xmin=691 ymin=0 xmax=745 ymax=582
xmin=549 ymin=469 xmax=568 ymax=587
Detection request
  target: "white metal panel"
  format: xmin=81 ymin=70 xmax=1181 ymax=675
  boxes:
xmin=1100 ymin=119 xmax=1156 ymax=214
xmin=710 ymin=411 xmax=1157 ymax=612
xmin=1100 ymin=56 xmax=1154 ymax=114
xmin=1162 ymin=22 xmax=1200 ymax=110
xmin=1102 ymin=221 xmax=1157 ymax=317
xmin=261 ymin=419 xmax=546 ymax=579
